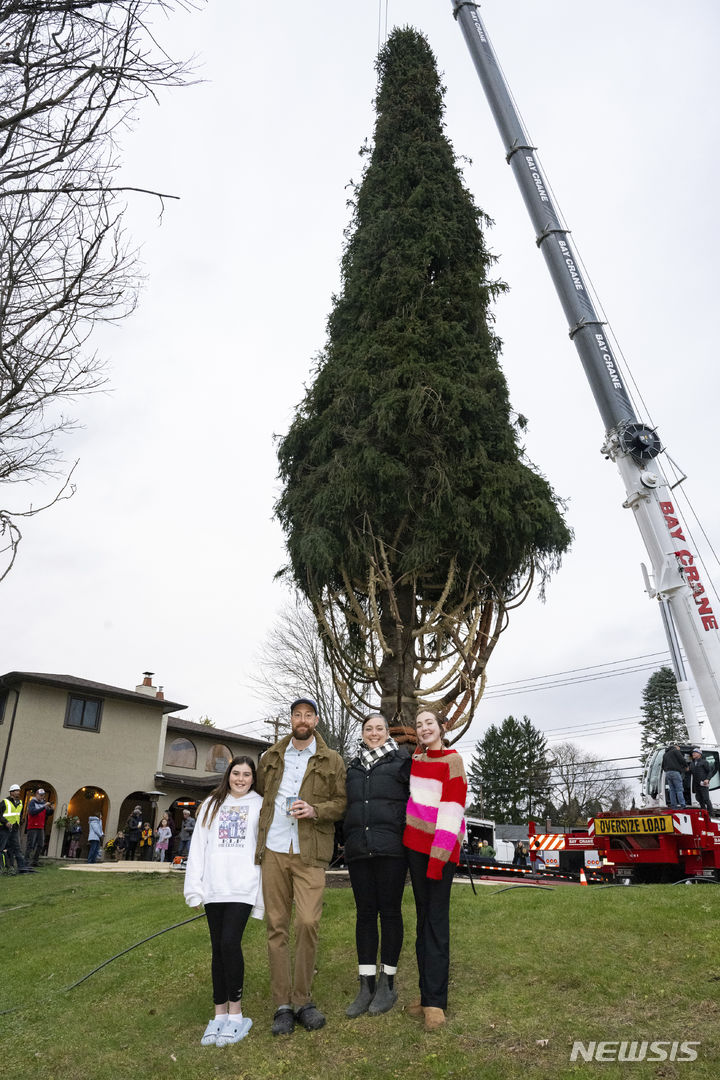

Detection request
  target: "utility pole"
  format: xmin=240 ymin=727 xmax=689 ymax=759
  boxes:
xmin=264 ymin=715 xmax=285 ymax=743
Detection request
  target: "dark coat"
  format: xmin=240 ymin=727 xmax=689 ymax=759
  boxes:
xmin=126 ymin=812 xmax=142 ymax=842
xmin=343 ymin=747 xmax=411 ymax=862
xmin=690 ymin=756 xmax=712 ymax=792
xmin=662 ymin=747 xmax=688 ymax=774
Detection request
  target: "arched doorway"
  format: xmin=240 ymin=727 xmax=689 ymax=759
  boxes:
xmin=66 ymin=786 xmax=109 ymax=859
xmin=116 ymin=791 xmax=157 ymax=837
xmin=167 ymin=796 xmax=199 ymax=859
xmin=19 ymin=781 xmax=58 ymax=859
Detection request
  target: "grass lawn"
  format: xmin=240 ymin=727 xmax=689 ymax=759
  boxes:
xmin=1 ymin=865 xmax=719 ymax=1079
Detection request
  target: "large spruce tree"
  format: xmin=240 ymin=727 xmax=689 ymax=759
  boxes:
xmin=639 ymin=666 xmax=689 ymax=764
xmin=276 ymin=28 xmax=571 ymax=733
xmin=468 ymin=716 xmax=552 ymax=823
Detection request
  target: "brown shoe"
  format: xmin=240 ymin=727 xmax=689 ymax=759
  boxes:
xmin=423 ymin=1007 xmax=446 ymax=1031
xmin=406 ymin=999 xmax=423 ymax=1018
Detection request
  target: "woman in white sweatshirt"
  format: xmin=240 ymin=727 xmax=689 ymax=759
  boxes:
xmin=184 ymin=755 xmax=264 ymax=1046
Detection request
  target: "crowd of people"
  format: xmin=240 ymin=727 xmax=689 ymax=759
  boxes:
xmin=0 ymin=787 xmax=196 ymax=870
xmin=182 ymin=696 xmax=468 ymax=1046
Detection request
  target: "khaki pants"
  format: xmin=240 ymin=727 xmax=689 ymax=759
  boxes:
xmin=262 ymin=849 xmax=326 ymax=1009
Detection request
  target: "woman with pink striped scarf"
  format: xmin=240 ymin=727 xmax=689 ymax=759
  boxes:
xmin=403 ymin=707 xmax=467 ymax=1032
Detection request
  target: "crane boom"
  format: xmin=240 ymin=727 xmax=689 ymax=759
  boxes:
xmin=450 ymin=0 xmax=720 ymax=746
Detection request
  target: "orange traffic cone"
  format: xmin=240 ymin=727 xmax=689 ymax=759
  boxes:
xmin=579 ymin=867 xmax=588 ymax=886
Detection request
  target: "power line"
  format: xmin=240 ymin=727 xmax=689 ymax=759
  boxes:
xmin=486 ymin=652 xmax=668 ymax=691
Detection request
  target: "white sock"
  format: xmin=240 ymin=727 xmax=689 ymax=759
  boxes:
xmin=381 ymin=964 xmax=397 ymax=975
xmin=358 ymin=965 xmax=377 ymax=976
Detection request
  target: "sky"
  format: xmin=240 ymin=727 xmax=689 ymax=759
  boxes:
xmin=2 ymin=1 xmax=720 ymax=798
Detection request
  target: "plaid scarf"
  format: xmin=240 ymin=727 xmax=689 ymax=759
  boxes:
xmin=357 ymin=735 xmax=400 ymax=770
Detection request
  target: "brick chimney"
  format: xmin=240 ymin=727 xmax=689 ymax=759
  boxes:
xmin=135 ymin=671 xmax=157 ymax=697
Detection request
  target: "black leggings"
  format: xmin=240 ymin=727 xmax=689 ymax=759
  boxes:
xmin=204 ymin=902 xmax=252 ymax=1004
xmin=347 ymin=855 xmax=407 ymax=967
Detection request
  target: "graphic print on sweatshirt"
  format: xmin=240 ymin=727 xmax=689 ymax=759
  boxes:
xmin=217 ymin=804 xmax=250 ymax=847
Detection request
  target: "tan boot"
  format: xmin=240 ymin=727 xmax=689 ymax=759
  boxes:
xmin=423 ymin=1007 xmax=446 ymax=1031
xmin=406 ymin=999 xmax=424 ymax=1018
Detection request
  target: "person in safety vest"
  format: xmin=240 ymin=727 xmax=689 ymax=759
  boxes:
xmin=0 ymin=784 xmax=33 ymax=874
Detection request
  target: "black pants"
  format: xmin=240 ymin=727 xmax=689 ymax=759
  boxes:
xmin=347 ymin=855 xmax=407 ymax=967
xmin=407 ymin=849 xmax=455 ymax=1009
xmin=205 ymin=902 xmax=252 ymax=1005
xmin=0 ymin=827 xmax=26 ymax=871
xmin=694 ymin=785 xmax=713 ymax=812
xmin=25 ymin=828 xmax=44 ymax=865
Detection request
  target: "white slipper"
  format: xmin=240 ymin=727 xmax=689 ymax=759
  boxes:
xmin=216 ymin=1017 xmax=253 ymax=1045
xmin=200 ymin=1017 xmax=227 ymax=1046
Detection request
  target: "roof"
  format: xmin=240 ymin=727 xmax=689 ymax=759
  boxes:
xmin=166 ymin=715 xmax=269 ymax=749
xmin=0 ymin=672 xmax=187 ymax=714
xmin=495 ymin=825 xmax=530 ymax=842
xmin=154 ymin=771 xmax=223 ymax=792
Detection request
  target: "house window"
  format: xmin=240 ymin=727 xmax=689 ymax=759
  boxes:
xmin=64 ymin=694 xmax=102 ymax=732
xmin=205 ymin=744 xmax=232 ymax=773
xmin=165 ymin=738 xmax=197 ymax=769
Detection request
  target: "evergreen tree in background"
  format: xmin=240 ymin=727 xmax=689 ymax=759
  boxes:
xmin=639 ymin=666 xmax=688 ymax=764
xmin=467 ymin=715 xmax=551 ymax=823
xmin=276 ymin=28 xmax=571 ymax=735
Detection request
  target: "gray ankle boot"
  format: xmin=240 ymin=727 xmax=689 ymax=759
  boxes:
xmin=346 ymin=974 xmax=376 ymax=1017
xmin=368 ymin=970 xmax=398 ymax=1015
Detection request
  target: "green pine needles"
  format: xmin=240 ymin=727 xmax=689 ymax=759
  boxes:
xmin=275 ymin=28 xmax=571 ymax=733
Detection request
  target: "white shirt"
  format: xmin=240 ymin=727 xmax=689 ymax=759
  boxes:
xmin=265 ymin=737 xmax=316 ymax=854
xmin=183 ymin=790 xmax=264 ymax=915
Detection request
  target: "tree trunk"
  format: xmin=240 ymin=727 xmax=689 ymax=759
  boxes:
xmin=377 ymin=583 xmax=417 ymax=734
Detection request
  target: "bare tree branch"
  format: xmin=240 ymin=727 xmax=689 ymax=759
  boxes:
xmin=0 ymin=0 xmax=200 ymax=575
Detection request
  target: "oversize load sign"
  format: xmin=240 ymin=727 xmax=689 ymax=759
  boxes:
xmin=595 ymin=816 xmax=675 ymax=836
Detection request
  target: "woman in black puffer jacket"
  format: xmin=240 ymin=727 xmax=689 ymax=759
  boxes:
xmin=343 ymin=714 xmax=411 ymax=1018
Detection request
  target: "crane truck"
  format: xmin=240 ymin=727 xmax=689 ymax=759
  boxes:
xmin=450 ymin=1 xmax=720 ymax=880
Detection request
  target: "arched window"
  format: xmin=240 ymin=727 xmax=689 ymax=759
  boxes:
xmin=165 ymin=738 xmax=197 ymax=769
xmin=205 ymin=744 xmax=232 ymax=773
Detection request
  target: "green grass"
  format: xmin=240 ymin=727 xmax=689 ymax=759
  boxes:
xmin=2 ymin=867 xmax=720 ymax=1079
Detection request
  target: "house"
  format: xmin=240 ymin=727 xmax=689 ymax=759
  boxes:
xmin=0 ymin=670 xmax=269 ymax=858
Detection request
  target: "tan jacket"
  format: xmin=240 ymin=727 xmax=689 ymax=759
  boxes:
xmin=255 ymin=731 xmax=347 ymax=868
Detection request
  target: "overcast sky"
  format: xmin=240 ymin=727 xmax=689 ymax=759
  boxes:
xmin=3 ymin=1 xmax=720 ymax=794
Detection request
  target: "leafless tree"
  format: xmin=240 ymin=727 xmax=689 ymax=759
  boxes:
xmin=251 ymin=596 xmax=364 ymax=760
xmin=0 ymin=0 xmax=198 ymax=579
xmin=549 ymin=741 xmax=632 ymax=826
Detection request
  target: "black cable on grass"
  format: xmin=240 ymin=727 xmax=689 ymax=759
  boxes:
xmin=671 ymin=877 xmax=720 ymax=886
xmin=490 ymin=884 xmax=555 ymax=894
xmin=0 ymin=912 xmax=207 ymax=1016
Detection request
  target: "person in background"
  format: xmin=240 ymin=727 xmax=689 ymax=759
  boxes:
xmin=0 ymin=784 xmax=33 ymax=874
xmin=138 ymin=822 xmax=154 ymax=861
xmin=125 ymin=805 xmax=142 ymax=860
xmin=690 ymin=748 xmax=713 ymax=813
xmin=184 ymin=756 xmax=264 ymax=1047
xmin=255 ymin=696 xmax=347 ymax=1036
xmin=403 ymin=707 xmax=467 ymax=1033
xmin=109 ymin=830 xmax=127 ymax=862
xmin=67 ymin=816 xmax=83 ymax=859
xmin=24 ymin=788 xmax=54 ymax=866
xmin=177 ymin=808 xmax=196 ymax=857
xmin=513 ymin=842 xmax=528 ymax=867
xmin=155 ymin=816 xmax=172 ymax=862
xmin=87 ymin=814 xmax=104 ymax=863
xmin=343 ymin=713 xmax=411 ymax=1018
xmin=662 ymin=744 xmax=688 ymax=809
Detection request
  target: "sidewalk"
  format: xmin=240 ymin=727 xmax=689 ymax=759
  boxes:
xmin=60 ymin=861 xmax=176 ymax=873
